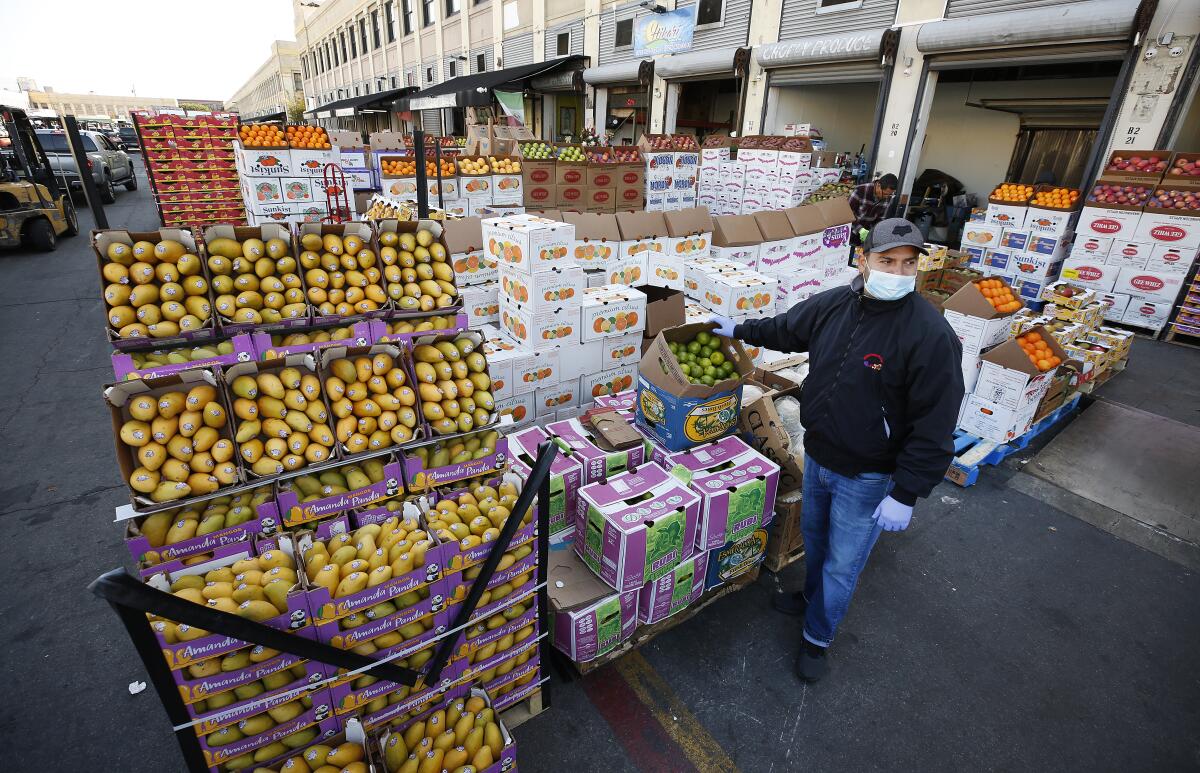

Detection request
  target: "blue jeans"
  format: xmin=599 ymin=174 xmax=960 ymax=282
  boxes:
xmin=800 ymin=455 xmax=892 ymax=647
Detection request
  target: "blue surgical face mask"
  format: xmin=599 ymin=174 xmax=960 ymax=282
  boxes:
xmin=864 ymin=267 xmax=916 ymax=301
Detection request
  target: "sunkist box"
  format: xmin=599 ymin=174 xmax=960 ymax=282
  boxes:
xmin=443 ymin=216 xmax=496 ymax=286
xmin=958 ymin=325 xmax=1070 ymax=443
xmin=576 ymin=462 xmax=702 ymax=592
xmin=550 ymin=548 xmax=639 ymax=662
xmin=710 ymin=214 xmax=763 ymax=264
xmin=635 ymin=322 xmax=755 ymax=452
xmin=666 ymin=435 xmax=781 ymax=550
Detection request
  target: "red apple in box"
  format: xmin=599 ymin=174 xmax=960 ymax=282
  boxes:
xmin=1087 ymin=182 xmax=1151 ymax=206
xmin=1107 ymin=154 xmax=1167 ymax=174
xmin=1147 ymin=188 xmax=1200 ymax=211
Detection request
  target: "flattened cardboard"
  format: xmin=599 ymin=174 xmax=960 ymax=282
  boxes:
xmin=711 ymin=215 xmax=763 ymax=247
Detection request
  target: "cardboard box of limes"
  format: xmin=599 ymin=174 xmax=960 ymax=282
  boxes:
xmin=635 ymin=323 xmax=754 ymax=452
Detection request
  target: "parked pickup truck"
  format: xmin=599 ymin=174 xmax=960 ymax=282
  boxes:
xmin=35 ymin=129 xmax=137 ymax=204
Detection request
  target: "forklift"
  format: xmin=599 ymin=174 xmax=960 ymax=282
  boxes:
xmin=0 ymin=105 xmax=78 ymax=252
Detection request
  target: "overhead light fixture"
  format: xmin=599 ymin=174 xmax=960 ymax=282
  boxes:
xmin=639 ymin=1 xmax=667 ymax=12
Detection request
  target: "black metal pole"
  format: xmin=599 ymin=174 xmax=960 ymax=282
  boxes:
xmin=64 ymin=114 xmax=108 ymax=229
xmin=414 ymin=123 xmax=429 ymax=219
xmin=535 ymin=440 xmax=553 ymax=711
xmin=434 ymin=141 xmax=446 ymax=212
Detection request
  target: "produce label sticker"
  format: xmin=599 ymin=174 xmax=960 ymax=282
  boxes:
xmin=725 ymin=478 xmax=766 ymax=544
xmin=644 ymin=508 xmax=686 ymax=583
xmin=596 ymin=596 xmax=623 ymax=656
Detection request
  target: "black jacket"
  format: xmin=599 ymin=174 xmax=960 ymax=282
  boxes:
xmin=735 ymin=277 xmax=964 ymax=505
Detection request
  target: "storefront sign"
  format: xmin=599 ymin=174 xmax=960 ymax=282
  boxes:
xmin=634 ymin=8 xmax=696 ymax=58
xmin=410 ymin=93 xmax=459 ymax=111
xmin=756 ymin=29 xmax=886 ymax=68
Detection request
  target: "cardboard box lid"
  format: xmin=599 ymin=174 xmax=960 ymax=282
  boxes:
xmin=547 ymin=548 xmax=621 ymax=611
xmin=753 ymin=210 xmax=795 ymax=241
xmin=814 ymin=196 xmax=854 ymax=227
xmin=640 ymin=322 xmax=754 ymax=397
xmin=443 ymin=216 xmax=483 ymax=253
xmin=782 ymin=205 xmax=825 ymax=237
xmin=942 ymin=279 xmax=1010 ymax=320
xmin=712 ymin=215 xmax=764 ymax=247
xmin=636 ymin=285 xmax=686 ymax=338
xmin=616 ymin=210 xmax=668 ymax=241
xmin=981 ymin=324 xmax=1069 ymax=376
xmin=369 ymin=130 xmax=407 ymax=149
xmin=327 ymin=129 xmax=365 ymax=149
xmin=663 ymin=207 xmax=714 ymax=237
xmin=564 ymin=211 xmax=622 ymax=241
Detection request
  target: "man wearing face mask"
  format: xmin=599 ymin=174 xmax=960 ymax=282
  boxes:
xmin=709 ymin=218 xmax=964 ymax=683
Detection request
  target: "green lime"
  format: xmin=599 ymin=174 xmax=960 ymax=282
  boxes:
xmin=701 ymin=375 xmax=715 ymax=386
xmin=720 ymin=361 xmax=735 ymax=376
xmin=680 ymin=363 xmax=691 ymax=376
xmin=703 ymin=365 xmax=716 ymax=378
xmin=687 ymin=341 xmax=702 ymax=354
xmin=709 ymin=351 xmax=725 ymax=366
xmin=668 ymin=341 xmax=679 ymax=353
xmin=696 ymin=331 xmax=712 ymax=346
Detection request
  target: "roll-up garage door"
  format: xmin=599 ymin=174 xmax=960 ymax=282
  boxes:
xmin=655 ymin=48 xmax=750 ymax=82
xmin=771 ymin=61 xmax=888 ymax=85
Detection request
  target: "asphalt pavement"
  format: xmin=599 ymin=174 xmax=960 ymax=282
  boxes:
xmin=1 ymin=162 xmax=1197 ymax=772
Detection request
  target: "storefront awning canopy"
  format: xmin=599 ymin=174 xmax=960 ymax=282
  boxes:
xmin=757 ymin=28 xmax=893 ymax=70
xmin=654 ymin=48 xmax=751 ymax=81
xmin=306 ymin=86 xmax=416 ymax=119
xmin=582 ymin=60 xmax=651 ymax=87
xmin=395 ymin=56 xmax=587 ymax=111
xmin=916 ymin=0 xmax=1141 ymax=55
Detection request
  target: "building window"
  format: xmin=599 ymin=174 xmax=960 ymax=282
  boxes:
xmin=476 ymin=53 xmax=486 ymax=72
xmin=372 ymin=9 xmax=382 ymax=47
xmin=355 ymin=85 xmax=360 ymax=96
xmin=696 ymin=0 xmax=723 ymax=26
xmin=556 ymin=32 xmax=569 ymax=56
xmin=332 ymin=36 xmax=340 ymax=66
xmin=446 ymin=0 xmax=459 ymax=15
xmin=449 ymin=59 xmax=457 ymax=77
xmin=340 ymin=31 xmax=348 ymax=62
xmin=614 ymin=19 xmax=633 ymax=48
xmin=324 ymin=43 xmax=331 ymax=70
xmin=385 ymin=1 xmax=396 ymax=41
xmin=402 ymin=0 xmax=414 ymax=35
xmin=294 ymin=72 xmax=303 ymax=91
xmin=302 ymin=58 xmax=309 ymax=80
xmin=817 ymin=0 xmax=864 ymax=10
xmin=502 ymin=1 xmax=518 ymax=30
xmin=422 ymin=0 xmax=435 ymax=27
xmin=391 ymin=75 xmax=398 ymax=87
xmin=426 ymin=66 xmax=434 ymax=82
xmin=350 ymin=25 xmax=358 ymax=57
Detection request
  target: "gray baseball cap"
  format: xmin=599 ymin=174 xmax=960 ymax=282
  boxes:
xmin=866 ymin=218 xmax=928 ymax=254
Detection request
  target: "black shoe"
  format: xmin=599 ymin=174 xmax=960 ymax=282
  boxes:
xmin=772 ymin=591 xmax=808 ymax=617
xmin=796 ymin=639 xmax=829 ymax=682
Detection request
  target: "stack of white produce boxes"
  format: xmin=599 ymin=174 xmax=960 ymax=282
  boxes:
xmin=483 ymin=213 xmax=647 ymax=426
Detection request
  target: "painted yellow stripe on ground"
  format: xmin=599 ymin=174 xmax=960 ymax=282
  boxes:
xmin=614 ymin=650 xmax=743 ymax=773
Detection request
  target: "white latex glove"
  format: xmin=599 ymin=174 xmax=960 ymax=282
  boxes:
xmin=873 ymin=496 xmax=913 ymax=532
xmin=708 ymin=315 xmax=736 ymax=338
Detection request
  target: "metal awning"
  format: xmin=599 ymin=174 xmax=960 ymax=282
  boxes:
xmin=757 ymin=28 xmax=894 ymax=70
xmin=306 ymin=86 xmax=415 ymax=119
xmin=916 ymin=0 xmax=1141 ymax=55
xmin=654 ymin=47 xmax=751 ymax=81
xmin=582 ymin=60 xmax=652 ymax=87
xmin=394 ymin=56 xmax=586 ymax=111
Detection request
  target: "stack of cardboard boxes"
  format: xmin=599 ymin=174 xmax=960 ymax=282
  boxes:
xmin=132 ymin=111 xmax=246 ymax=229
xmin=695 ymin=135 xmax=844 ymax=216
xmin=233 ymin=126 xmax=349 ymax=226
xmin=639 ymin=134 xmax=698 ymax=212
xmin=519 ymin=142 xmax=644 ymax=212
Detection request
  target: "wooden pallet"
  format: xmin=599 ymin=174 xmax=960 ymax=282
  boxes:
xmin=1101 ymin=319 xmax=1163 ymax=340
xmin=499 ymin=688 xmax=545 ymax=730
xmin=1164 ymin=326 xmax=1200 ymax=350
xmin=763 ymin=544 xmax=805 ymax=573
xmin=945 ymin=393 xmax=1082 ymax=487
xmin=571 ymin=566 xmax=761 ymax=676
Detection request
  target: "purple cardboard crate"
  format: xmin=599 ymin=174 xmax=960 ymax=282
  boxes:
xmin=437 ymin=518 xmax=537 ymax=578
xmin=402 ymin=433 xmax=509 ymax=490
xmin=553 ymin=588 xmax=637 ymax=664
xmin=450 ymin=581 xmax=539 ymax=626
xmin=198 ymin=690 xmax=338 ymax=769
xmin=170 ymin=639 xmax=312 ymax=705
xmin=273 ymin=456 xmax=405 ymax=528
xmin=592 ymin=389 xmax=636 ymax=411
xmin=318 ymin=343 xmax=426 ymax=458
xmin=125 ymin=512 xmax=264 ymax=570
xmin=492 ymin=678 xmax=541 ymax=712
xmin=186 ymin=657 xmax=329 ymax=734
xmin=465 ymin=602 xmax=539 ymax=656
xmin=637 ymin=550 xmax=709 ymax=624
xmin=255 ymin=321 xmax=377 ymax=359
xmin=665 ymin=435 xmax=780 ymax=550
xmin=359 ymin=671 xmax=472 ymax=731
xmin=375 ymin=312 xmax=469 ymax=345
xmin=483 ymin=651 xmax=541 ymax=694
xmin=575 ymin=463 xmax=701 ymax=592
xmin=138 ymin=540 xmax=253 ymax=581
xmin=544 ymin=416 xmax=646 ymax=486
xmin=319 ymin=577 xmax=450 ymax=653
xmin=460 ymin=625 xmax=540 ymax=682
xmin=110 ymin=333 xmax=258 ymax=380
xmin=377 ymin=685 xmax=519 ymax=773
xmin=351 ymin=500 xmax=413 ymax=527
xmin=507 ymin=425 xmax=584 ymax=542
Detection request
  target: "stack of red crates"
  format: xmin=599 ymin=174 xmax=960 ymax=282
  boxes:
xmin=132 ymin=111 xmax=246 ymax=229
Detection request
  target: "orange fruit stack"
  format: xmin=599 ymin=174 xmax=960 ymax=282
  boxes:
xmin=991 ymin=183 xmax=1033 ymax=202
xmin=974 ymin=278 xmax=1023 ymax=314
xmin=1031 ymin=187 xmax=1080 ymax=208
xmin=1016 ymin=331 xmax=1061 ymax=372
xmin=381 ymin=158 xmax=417 ymax=175
xmin=238 ymin=123 xmax=287 ymax=148
xmin=286 ymin=125 xmax=330 ymax=149
xmin=424 ymin=159 xmax=457 ymax=177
